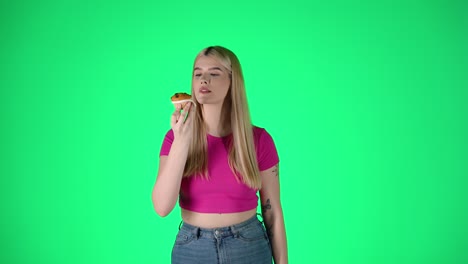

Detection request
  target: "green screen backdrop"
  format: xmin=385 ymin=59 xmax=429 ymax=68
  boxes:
xmin=1 ymin=0 xmax=467 ymax=263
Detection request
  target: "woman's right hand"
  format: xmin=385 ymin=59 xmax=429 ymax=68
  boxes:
xmin=170 ymin=102 xmax=194 ymax=144
xmin=153 ymin=102 xmax=194 ymax=217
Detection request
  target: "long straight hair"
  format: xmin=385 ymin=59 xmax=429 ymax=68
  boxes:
xmin=183 ymin=46 xmax=261 ymax=189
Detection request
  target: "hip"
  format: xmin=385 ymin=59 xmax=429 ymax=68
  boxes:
xmin=181 ymin=208 xmax=257 ymax=228
xmin=172 ymin=214 xmax=272 ymax=264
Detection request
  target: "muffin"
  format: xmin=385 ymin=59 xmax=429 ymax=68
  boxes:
xmin=171 ymin=92 xmax=194 ymax=108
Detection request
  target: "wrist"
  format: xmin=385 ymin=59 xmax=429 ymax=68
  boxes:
xmin=170 ymin=138 xmax=190 ymax=156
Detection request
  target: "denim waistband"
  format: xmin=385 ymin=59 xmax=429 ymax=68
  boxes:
xmin=179 ymin=214 xmax=260 ymax=239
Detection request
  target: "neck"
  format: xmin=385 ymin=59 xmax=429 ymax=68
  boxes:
xmin=202 ymin=103 xmax=231 ymax=137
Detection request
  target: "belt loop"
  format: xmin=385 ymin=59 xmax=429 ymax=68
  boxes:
xmin=230 ymin=226 xmax=239 ymax=238
xmin=194 ymin=227 xmax=200 ymax=239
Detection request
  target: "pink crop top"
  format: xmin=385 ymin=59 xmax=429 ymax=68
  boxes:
xmin=159 ymin=126 xmax=279 ymax=213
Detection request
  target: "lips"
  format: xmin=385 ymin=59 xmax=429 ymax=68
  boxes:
xmin=199 ymin=87 xmax=211 ymax=93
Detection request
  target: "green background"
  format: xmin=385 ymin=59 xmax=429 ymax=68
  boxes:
xmin=1 ymin=0 xmax=467 ymax=263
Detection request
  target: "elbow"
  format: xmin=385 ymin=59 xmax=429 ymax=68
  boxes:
xmin=152 ymin=199 xmax=172 ymax=217
xmin=151 ymin=187 xmax=174 ymax=217
xmin=154 ymin=205 xmax=171 ymax=217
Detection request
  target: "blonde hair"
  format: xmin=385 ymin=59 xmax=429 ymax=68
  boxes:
xmin=183 ymin=46 xmax=261 ymax=189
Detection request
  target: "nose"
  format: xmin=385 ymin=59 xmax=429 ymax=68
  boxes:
xmin=200 ymin=73 xmax=210 ymax=84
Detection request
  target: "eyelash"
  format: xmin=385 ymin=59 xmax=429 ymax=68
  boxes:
xmin=194 ymin=73 xmax=220 ymax=77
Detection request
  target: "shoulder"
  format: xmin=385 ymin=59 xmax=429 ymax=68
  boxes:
xmin=252 ymin=125 xmax=275 ymax=142
xmin=161 ymin=128 xmax=174 ymax=145
xmin=159 ymin=129 xmax=175 ymax=156
xmin=252 ymin=125 xmax=277 ymax=151
xmin=252 ymin=125 xmax=279 ymax=170
xmin=252 ymin=125 xmax=266 ymax=138
xmin=164 ymin=128 xmax=174 ymax=139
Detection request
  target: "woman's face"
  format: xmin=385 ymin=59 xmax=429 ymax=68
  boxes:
xmin=192 ymin=55 xmax=231 ymax=106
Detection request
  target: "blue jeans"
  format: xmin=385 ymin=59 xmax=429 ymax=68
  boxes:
xmin=171 ymin=215 xmax=272 ymax=264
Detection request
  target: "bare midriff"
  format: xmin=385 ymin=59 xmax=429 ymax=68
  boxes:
xmin=181 ymin=208 xmax=257 ymax=228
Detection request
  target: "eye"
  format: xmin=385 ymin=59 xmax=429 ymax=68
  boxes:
xmin=210 ymin=73 xmax=220 ymax=76
xmin=194 ymin=73 xmax=202 ymax=77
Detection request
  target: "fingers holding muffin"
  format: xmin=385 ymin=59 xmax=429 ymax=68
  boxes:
xmin=171 ymin=92 xmax=195 ymax=109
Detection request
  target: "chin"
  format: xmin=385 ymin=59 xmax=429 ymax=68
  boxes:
xmin=195 ymin=98 xmax=206 ymax=105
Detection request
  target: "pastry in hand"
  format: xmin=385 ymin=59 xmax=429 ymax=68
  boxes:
xmin=171 ymin=92 xmax=194 ymax=108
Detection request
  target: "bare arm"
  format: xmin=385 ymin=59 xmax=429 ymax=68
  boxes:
xmin=260 ymin=163 xmax=288 ymax=263
xmin=152 ymin=103 xmax=194 ymax=217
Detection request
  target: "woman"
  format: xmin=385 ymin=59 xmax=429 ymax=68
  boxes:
xmin=152 ymin=46 xmax=288 ymax=264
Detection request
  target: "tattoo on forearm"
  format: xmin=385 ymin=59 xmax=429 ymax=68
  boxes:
xmin=266 ymin=223 xmax=274 ymax=238
xmin=272 ymin=165 xmax=278 ymax=178
xmin=262 ymin=199 xmax=274 ymax=238
xmin=262 ymin=198 xmax=272 ymax=214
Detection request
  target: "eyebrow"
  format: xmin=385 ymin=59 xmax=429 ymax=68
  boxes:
xmin=193 ymin=67 xmax=223 ymax=71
